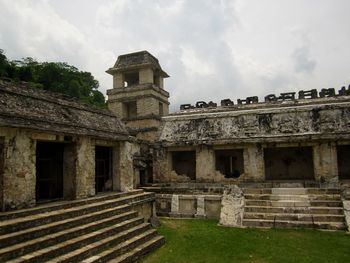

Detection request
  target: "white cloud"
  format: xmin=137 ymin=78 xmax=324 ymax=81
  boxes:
xmin=0 ymin=0 xmax=350 ymax=111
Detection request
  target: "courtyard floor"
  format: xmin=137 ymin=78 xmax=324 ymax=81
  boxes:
xmin=141 ymin=218 xmax=350 ymax=263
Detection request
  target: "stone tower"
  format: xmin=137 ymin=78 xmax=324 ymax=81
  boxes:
xmin=106 ymin=51 xmax=170 ymax=142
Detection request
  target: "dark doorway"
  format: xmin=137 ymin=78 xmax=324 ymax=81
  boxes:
xmin=172 ymin=151 xmax=196 ymax=180
xmin=337 ymin=145 xmax=350 ymax=180
xmin=0 ymin=138 xmax=4 ymax=211
xmin=215 ymin=149 xmax=244 ymax=178
xmin=139 ymin=166 xmax=153 ymax=186
xmin=95 ymin=146 xmax=113 ymax=193
xmin=36 ymin=142 xmax=64 ymax=200
xmin=264 ymin=147 xmax=314 ymax=180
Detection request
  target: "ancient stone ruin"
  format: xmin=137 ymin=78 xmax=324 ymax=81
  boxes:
xmin=0 ymin=50 xmax=350 ymax=261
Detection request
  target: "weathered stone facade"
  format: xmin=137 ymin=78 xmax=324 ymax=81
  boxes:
xmin=2 ymin=50 xmax=350 ymax=232
xmin=0 ymin=80 xmax=139 ymax=211
xmin=106 ymin=51 xmax=170 ymax=142
xmin=154 ymin=96 xmax=350 ymax=185
xmin=104 ymin=51 xmax=350 ymax=230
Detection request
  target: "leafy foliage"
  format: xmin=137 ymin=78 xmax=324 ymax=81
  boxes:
xmin=0 ymin=49 xmax=105 ymax=107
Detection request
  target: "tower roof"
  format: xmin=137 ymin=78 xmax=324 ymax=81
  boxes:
xmin=106 ymin=50 xmax=169 ymax=77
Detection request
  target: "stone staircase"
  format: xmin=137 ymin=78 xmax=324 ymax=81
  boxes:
xmin=243 ymin=187 xmax=346 ymax=230
xmin=0 ymin=189 xmax=164 ymax=263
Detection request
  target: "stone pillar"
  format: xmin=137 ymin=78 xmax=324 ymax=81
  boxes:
xmin=195 ymin=195 xmax=206 ymax=218
xmin=118 ymin=141 xmax=139 ymax=191
xmin=139 ymin=68 xmax=154 ymax=84
xmin=196 ymin=145 xmax=215 ymax=182
xmin=63 ymin=143 xmax=77 ymax=199
xmin=219 ymin=186 xmax=244 ymax=227
xmin=75 ymin=137 xmax=95 ymax=199
xmin=3 ymin=130 xmax=36 ymax=210
xmin=113 ymin=73 xmax=124 ymax=89
xmin=313 ymin=142 xmax=338 ymax=184
xmin=170 ymin=194 xmax=179 ymax=215
xmin=159 ymin=77 xmax=164 ymax=89
xmin=343 ymin=200 xmax=350 ymax=232
xmin=243 ymin=144 xmax=264 ymax=181
xmin=153 ymin=147 xmax=173 ymax=183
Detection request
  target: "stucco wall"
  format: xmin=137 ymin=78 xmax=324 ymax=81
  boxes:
xmin=75 ymin=137 xmax=95 ymax=199
xmin=118 ymin=141 xmax=140 ymax=191
xmin=1 ymin=128 xmax=36 ymax=210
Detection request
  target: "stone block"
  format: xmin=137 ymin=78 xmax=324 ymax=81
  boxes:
xmin=219 ymin=185 xmax=244 ymax=227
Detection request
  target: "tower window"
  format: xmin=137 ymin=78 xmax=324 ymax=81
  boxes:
xmin=124 ymin=71 xmax=139 ymax=87
xmin=153 ymin=74 xmax=160 ymax=87
xmin=123 ymin=101 xmax=137 ymax=118
xmin=159 ymin=102 xmax=164 ymax=116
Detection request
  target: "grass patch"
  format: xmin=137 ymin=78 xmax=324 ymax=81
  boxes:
xmin=141 ymin=218 xmax=350 ymax=263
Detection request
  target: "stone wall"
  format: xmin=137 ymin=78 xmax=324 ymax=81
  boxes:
xmin=75 ymin=137 xmax=95 ymax=199
xmin=154 ymin=98 xmax=350 ymax=184
xmin=153 ymin=140 xmax=350 ymax=184
xmin=1 ymin=128 xmax=36 ymax=210
xmin=155 ymin=193 xmax=222 ymax=218
xmin=118 ymin=141 xmax=140 ymax=191
xmin=0 ymin=127 xmax=139 ymax=211
xmin=107 ymin=83 xmax=169 ymax=142
xmin=160 ymin=99 xmax=350 ymax=144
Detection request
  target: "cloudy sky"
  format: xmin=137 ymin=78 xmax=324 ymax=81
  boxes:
xmin=0 ymin=0 xmax=349 ymax=112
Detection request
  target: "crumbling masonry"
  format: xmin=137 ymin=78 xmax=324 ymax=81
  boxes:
xmin=106 ymin=51 xmax=350 ymax=230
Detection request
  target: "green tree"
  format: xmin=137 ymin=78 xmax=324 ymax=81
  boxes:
xmin=0 ymin=49 xmax=106 ymax=107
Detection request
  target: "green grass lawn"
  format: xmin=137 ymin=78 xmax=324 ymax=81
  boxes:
xmin=141 ymin=218 xmax=350 ymax=263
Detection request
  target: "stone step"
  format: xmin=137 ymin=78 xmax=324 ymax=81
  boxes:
xmin=52 ymin=228 xmax=158 ymax=263
xmin=0 ymin=192 xmax=152 ymax=235
xmin=243 ymin=218 xmax=346 ymax=230
xmin=243 ymin=212 xmax=345 ymax=222
xmin=245 ymin=200 xmax=343 ymax=207
xmin=0 ymin=215 xmax=144 ymax=262
xmin=245 ymin=206 xmax=344 ymax=215
xmin=0 ymin=207 xmax=136 ymax=249
xmin=244 ymin=188 xmax=340 ymax=195
xmin=241 ymin=181 xmax=321 ymax=188
xmin=244 ymin=194 xmax=341 ymax=201
xmin=0 ymin=190 xmax=144 ymax=221
xmin=81 ymin=234 xmax=164 ymax=263
xmin=9 ymin=223 xmax=152 ymax=263
xmin=101 ymin=235 xmax=165 ymax=263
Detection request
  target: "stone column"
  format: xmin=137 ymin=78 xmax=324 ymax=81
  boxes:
xmin=195 ymin=195 xmax=206 ymax=218
xmin=3 ymin=130 xmax=36 ymax=210
xmin=219 ymin=186 xmax=244 ymax=227
xmin=243 ymin=144 xmax=264 ymax=181
xmin=313 ymin=142 xmax=338 ymax=184
xmin=196 ymin=145 xmax=215 ymax=182
xmin=75 ymin=137 xmax=95 ymax=199
xmin=139 ymin=68 xmax=154 ymax=84
xmin=118 ymin=141 xmax=139 ymax=191
xmin=343 ymin=200 xmax=350 ymax=232
xmin=170 ymin=194 xmax=179 ymax=215
xmin=113 ymin=73 xmax=124 ymax=89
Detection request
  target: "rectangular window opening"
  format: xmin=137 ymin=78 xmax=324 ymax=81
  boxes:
xmin=123 ymin=101 xmax=137 ymax=118
xmin=159 ymin=102 xmax=164 ymax=116
xmin=172 ymin=151 xmax=196 ymax=180
xmin=215 ymin=149 xmax=244 ymax=178
xmin=95 ymin=146 xmax=113 ymax=193
xmin=264 ymin=146 xmax=314 ymax=180
xmin=36 ymin=142 xmax=64 ymax=201
xmin=337 ymin=145 xmax=350 ymax=180
xmin=124 ymin=71 xmax=139 ymax=87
